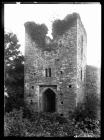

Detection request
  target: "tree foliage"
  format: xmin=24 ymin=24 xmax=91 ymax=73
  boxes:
xmin=4 ymin=32 xmax=21 ymax=69
xmin=4 ymin=32 xmax=24 ymax=112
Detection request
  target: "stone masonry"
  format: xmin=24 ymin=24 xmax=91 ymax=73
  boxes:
xmin=24 ymin=13 xmax=87 ymax=117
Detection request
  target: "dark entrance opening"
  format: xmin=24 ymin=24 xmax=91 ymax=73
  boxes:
xmin=43 ymin=88 xmax=56 ymax=112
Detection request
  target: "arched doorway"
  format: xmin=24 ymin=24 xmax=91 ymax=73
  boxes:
xmin=42 ymin=88 xmax=56 ymax=112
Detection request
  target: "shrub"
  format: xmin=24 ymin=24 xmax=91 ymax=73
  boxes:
xmin=4 ymin=108 xmax=26 ymax=136
xmin=84 ymin=93 xmax=100 ymax=120
xmin=72 ymin=92 xmax=100 ymax=121
xmin=74 ymin=118 xmax=101 ymax=137
xmin=5 ymin=94 xmax=24 ymax=113
xmin=4 ymin=109 xmax=75 ymax=137
xmin=22 ymin=104 xmax=34 ymax=119
xmin=26 ymin=112 xmax=74 ymax=137
xmin=71 ymin=102 xmax=85 ymax=121
xmin=70 ymin=92 xmax=101 ymax=137
xmin=37 ymin=113 xmax=74 ymax=136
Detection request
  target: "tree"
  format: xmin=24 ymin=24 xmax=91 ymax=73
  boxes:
xmin=4 ymin=32 xmax=21 ymax=68
xmin=4 ymin=32 xmax=24 ymax=112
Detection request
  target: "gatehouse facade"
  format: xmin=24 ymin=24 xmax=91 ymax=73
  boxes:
xmin=24 ymin=13 xmax=87 ymax=117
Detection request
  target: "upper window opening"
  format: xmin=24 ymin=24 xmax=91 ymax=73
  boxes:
xmin=45 ymin=68 xmax=51 ymax=77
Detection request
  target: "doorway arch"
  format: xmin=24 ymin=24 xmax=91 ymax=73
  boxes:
xmin=42 ymin=88 xmax=56 ymax=112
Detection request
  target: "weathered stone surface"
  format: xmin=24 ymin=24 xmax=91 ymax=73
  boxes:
xmin=24 ymin=13 xmax=87 ymax=117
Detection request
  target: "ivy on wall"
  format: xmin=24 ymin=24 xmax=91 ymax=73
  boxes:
xmin=52 ymin=13 xmax=79 ymax=38
xmin=24 ymin=13 xmax=79 ymax=51
xmin=24 ymin=22 xmax=48 ymax=49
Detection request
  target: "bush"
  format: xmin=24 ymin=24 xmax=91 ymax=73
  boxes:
xmin=74 ymin=119 xmax=101 ymax=137
xmin=4 ymin=108 xmax=75 ymax=137
xmin=71 ymin=93 xmax=101 ymax=137
xmin=5 ymin=94 xmax=24 ymax=113
xmin=70 ymin=92 xmax=101 ymax=137
xmin=4 ymin=108 xmax=26 ymax=136
xmin=4 ymin=108 xmax=100 ymax=137
xmin=23 ymin=111 xmax=74 ymax=136
xmin=84 ymin=93 xmax=100 ymax=120
xmin=72 ymin=92 xmax=100 ymax=121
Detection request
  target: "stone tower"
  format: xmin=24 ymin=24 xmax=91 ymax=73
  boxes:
xmin=24 ymin=13 xmax=87 ymax=117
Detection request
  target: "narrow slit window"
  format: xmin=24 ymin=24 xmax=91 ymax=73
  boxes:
xmin=45 ymin=68 xmax=51 ymax=77
xmin=49 ymin=68 xmax=51 ymax=77
xmin=31 ymin=86 xmax=34 ymax=89
xmin=81 ymin=69 xmax=82 ymax=80
xmin=45 ymin=68 xmax=48 ymax=77
xmin=60 ymin=71 xmax=63 ymax=74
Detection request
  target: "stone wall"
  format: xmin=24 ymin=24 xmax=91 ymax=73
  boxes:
xmin=76 ymin=17 xmax=87 ymax=104
xmin=24 ymin=14 xmax=87 ymax=117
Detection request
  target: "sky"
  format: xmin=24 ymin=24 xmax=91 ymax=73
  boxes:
xmin=4 ymin=3 xmax=101 ymax=68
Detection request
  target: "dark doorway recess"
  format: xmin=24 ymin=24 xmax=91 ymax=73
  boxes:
xmin=43 ymin=88 xmax=56 ymax=112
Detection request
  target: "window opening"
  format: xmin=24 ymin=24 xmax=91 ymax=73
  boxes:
xmin=45 ymin=68 xmax=51 ymax=77
xmin=60 ymin=114 xmax=63 ymax=116
xmin=49 ymin=68 xmax=51 ymax=77
xmin=31 ymin=86 xmax=34 ymax=89
xmin=60 ymin=71 xmax=63 ymax=74
xmin=45 ymin=68 xmax=48 ymax=77
xmin=69 ymin=85 xmax=72 ymax=88
xmin=81 ymin=69 xmax=82 ymax=80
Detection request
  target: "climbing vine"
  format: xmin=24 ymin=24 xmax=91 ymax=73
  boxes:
xmin=52 ymin=13 xmax=79 ymax=38
xmin=24 ymin=13 xmax=79 ymax=51
xmin=24 ymin=22 xmax=48 ymax=49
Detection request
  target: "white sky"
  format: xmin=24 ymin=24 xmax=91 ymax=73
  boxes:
xmin=4 ymin=3 xmax=101 ymax=68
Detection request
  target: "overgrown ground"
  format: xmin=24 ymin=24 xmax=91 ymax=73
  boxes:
xmin=4 ymin=107 xmax=100 ymax=137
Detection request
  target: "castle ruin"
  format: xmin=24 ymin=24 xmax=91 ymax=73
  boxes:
xmin=24 ymin=13 xmax=87 ymax=117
